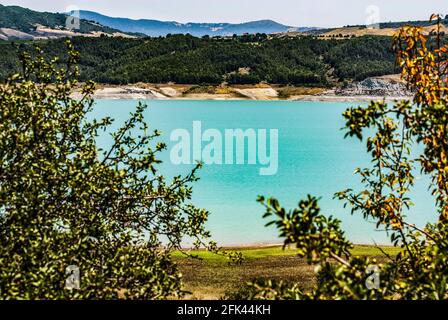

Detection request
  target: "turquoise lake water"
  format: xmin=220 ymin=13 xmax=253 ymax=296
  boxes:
xmin=91 ymin=100 xmax=437 ymax=246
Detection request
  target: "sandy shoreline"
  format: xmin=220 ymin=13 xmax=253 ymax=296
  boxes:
xmin=292 ymin=94 xmax=412 ymax=103
xmin=71 ymin=84 xmax=412 ymax=103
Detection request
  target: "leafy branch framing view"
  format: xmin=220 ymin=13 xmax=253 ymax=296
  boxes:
xmin=241 ymin=15 xmax=448 ymax=300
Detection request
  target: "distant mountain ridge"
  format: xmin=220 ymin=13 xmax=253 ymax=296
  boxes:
xmin=2 ymin=4 xmax=444 ymax=41
xmin=77 ymin=10 xmax=315 ymax=37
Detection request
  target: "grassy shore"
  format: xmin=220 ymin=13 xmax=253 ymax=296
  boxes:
xmin=173 ymin=245 xmax=401 ymax=299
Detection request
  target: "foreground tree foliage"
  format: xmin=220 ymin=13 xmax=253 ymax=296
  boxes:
xmin=238 ymin=16 xmax=448 ymax=300
xmin=0 ymin=42 xmax=228 ymax=299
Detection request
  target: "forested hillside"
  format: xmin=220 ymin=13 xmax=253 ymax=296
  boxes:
xmin=0 ymin=4 xmax=122 ymax=35
xmin=0 ymin=34 xmax=397 ymax=85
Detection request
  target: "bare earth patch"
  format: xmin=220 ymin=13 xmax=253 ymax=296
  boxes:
xmin=177 ymin=255 xmax=315 ymax=300
xmin=174 ymin=245 xmax=400 ymax=300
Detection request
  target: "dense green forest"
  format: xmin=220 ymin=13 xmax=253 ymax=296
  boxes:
xmin=0 ymin=34 xmax=397 ymax=85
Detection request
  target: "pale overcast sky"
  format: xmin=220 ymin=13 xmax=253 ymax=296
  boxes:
xmin=1 ymin=0 xmax=447 ymax=27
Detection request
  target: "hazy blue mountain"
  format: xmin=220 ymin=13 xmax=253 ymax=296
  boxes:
xmin=77 ymin=10 xmax=315 ymax=37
